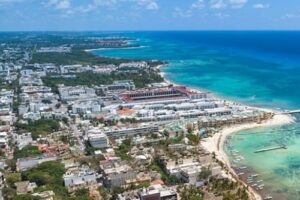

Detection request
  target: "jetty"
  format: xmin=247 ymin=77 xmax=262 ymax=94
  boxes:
xmin=254 ymin=146 xmax=287 ymax=153
xmin=280 ymin=109 xmax=300 ymax=114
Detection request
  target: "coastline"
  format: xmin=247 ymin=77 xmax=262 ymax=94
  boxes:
xmin=201 ymin=114 xmax=294 ymax=200
xmin=157 ymin=64 xmax=295 ymax=200
xmin=85 ymin=45 xmax=146 ymax=52
xmin=92 ymin=49 xmax=295 ymax=200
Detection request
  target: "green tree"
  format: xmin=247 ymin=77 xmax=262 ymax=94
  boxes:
xmin=6 ymin=173 xmax=21 ymax=188
xmin=198 ymin=167 xmax=212 ymax=180
xmin=14 ymin=145 xmax=42 ymax=159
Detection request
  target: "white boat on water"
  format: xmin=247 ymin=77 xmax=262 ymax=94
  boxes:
xmin=263 ymin=196 xmax=272 ymax=200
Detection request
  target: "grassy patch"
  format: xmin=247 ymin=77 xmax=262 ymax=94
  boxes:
xmin=16 ymin=119 xmax=60 ymax=139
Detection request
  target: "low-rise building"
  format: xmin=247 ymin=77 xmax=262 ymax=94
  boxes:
xmin=17 ymin=153 xmax=58 ymax=171
xmin=101 ymin=123 xmax=159 ymax=138
xmin=88 ymin=128 xmax=109 ymax=148
xmin=95 ymin=80 xmax=135 ymax=95
xmin=63 ymin=166 xmax=98 ymax=193
xmin=72 ymin=100 xmax=102 ymax=114
xmin=15 ymin=132 xmax=33 ymax=150
xmin=58 ymin=85 xmax=97 ymax=102
xmin=15 ymin=181 xmax=37 ymax=195
xmin=101 ymin=161 xmax=137 ymax=188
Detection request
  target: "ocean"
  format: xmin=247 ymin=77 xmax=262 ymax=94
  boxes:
xmin=92 ymin=31 xmax=300 ymax=199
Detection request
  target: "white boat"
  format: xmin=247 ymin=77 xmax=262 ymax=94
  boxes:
xmin=263 ymin=196 xmax=272 ymax=200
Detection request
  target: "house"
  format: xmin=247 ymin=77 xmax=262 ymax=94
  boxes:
xmin=15 ymin=181 xmax=37 ymax=195
xmin=15 ymin=132 xmax=33 ymax=150
xmin=63 ymin=166 xmax=98 ymax=193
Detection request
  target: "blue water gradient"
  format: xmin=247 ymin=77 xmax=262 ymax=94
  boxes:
xmin=94 ymin=31 xmax=300 ymax=109
xmin=92 ymin=31 xmax=300 ymax=199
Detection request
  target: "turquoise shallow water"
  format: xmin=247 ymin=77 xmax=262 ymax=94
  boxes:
xmin=93 ymin=31 xmax=300 ymax=199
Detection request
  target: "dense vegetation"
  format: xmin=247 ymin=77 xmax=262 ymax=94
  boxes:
xmin=114 ymin=139 xmax=132 ymax=161
xmin=42 ymin=70 xmax=163 ymax=91
xmin=4 ymin=161 xmax=81 ymax=199
xmin=178 ymin=185 xmax=204 ymax=200
xmin=15 ymin=119 xmax=60 ymax=139
xmin=14 ymin=145 xmax=42 ymax=159
xmin=31 ymin=49 xmax=132 ymax=66
xmin=13 ymin=161 xmax=93 ymax=200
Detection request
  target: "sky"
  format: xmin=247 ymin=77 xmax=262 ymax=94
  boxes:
xmin=0 ymin=0 xmax=300 ymax=31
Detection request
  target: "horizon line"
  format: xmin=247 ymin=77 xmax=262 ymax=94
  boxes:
xmin=1 ymin=29 xmax=300 ymax=33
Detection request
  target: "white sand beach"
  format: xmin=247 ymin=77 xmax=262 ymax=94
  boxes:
xmin=159 ymin=63 xmax=296 ymax=200
xmin=201 ymin=113 xmax=295 ymax=200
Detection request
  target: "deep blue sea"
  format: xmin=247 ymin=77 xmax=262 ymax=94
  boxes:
xmin=93 ymin=31 xmax=300 ymax=199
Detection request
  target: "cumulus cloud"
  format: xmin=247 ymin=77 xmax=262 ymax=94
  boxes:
xmin=209 ymin=0 xmax=247 ymax=9
xmin=210 ymin=0 xmax=226 ymax=9
xmin=173 ymin=7 xmax=192 ymax=18
xmin=253 ymin=3 xmax=270 ymax=9
xmin=174 ymin=0 xmax=246 ymax=18
xmin=191 ymin=0 xmax=205 ymax=10
xmin=46 ymin=0 xmax=71 ymax=10
xmin=228 ymin=0 xmax=247 ymax=8
xmin=281 ymin=13 xmax=300 ymax=20
xmin=135 ymin=0 xmax=159 ymax=10
xmin=212 ymin=12 xmax=230 ymax=18
xmin=44 ymin=0 xmax=159 ymax=16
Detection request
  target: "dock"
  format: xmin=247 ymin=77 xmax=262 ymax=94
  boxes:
xmin=254 ymin=146 xmax=287 ymax=153
xmin=280 ymin=109 xmax=300 ymax=114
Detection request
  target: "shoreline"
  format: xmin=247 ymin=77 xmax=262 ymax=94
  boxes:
xmin=201 ymin=114 xmax=294 ymax=200
xmin=85 ymin=45 xmax=146 ymax=52
xmin=157 ymin=64 xmax=295 ymax=200
xmin=91 ymin=48 xmax=295 ymax=200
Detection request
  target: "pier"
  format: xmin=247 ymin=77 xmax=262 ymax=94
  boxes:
xmin=254 ymin=146 xmax=287 ymax=153
xmin=280 ymin=110 xmax=300 ymax=114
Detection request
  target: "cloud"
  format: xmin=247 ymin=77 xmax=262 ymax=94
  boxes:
xmin=174 ymin=0 xmax=245 ymax=18
xmin=43 ymin=0 xmax=159 ymax=17
xmin=209 ymin=0 xmax=247 ymax=9
xmin=210 ymin=0 xmax=226 ymax=9
xmin=46 ymin=0 xmax=71 ymax=10
xmin=173 ymin=7 xmax=192 ymax=18
xmin=135 ymin=0 xmax=159 ymax=10
xmin=228 ymin=0 xmax=247 ymax=8
xmin=212 ymin=12 xmax=230 ymax=18
xmin=253 ymin=3 xmax=270 ymax=9
xmin=191 ymin=0 xmax=205 ymax=10
xmin=174 ymin=0 xmax=205 ymax=18
xmin=281 ymin=13 xmax=300 ymax=20
xmin=76 ymin=0 xmax=118 ymax=13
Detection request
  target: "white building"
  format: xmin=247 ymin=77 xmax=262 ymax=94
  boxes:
xmin=58 ymin=86 xmax=96 ymax=102
xmin=15 ymin=133 xmax=33 ymax=150
xmin=88 ymin=128 xmax=109 ymax=148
